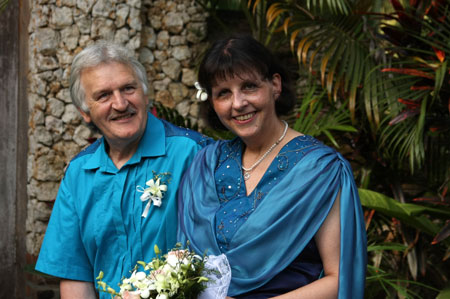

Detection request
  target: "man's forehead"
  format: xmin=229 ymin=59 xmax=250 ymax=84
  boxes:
xmin=80 ymin=62 xmax=138 ymax=89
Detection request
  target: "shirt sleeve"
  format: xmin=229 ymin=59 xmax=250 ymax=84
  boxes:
xmin=35 ymin=172 xmax=94 ymax=282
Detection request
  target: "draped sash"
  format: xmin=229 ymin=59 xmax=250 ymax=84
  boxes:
xmin=178 ymin=140 xmax=366 ymax=298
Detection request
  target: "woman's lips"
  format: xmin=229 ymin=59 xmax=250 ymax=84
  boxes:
xmin=234 ymin=112 xmax=255 ymax=122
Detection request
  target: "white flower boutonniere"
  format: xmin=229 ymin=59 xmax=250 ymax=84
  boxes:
xmin=137 ymin=172 xmax=171 ymax=218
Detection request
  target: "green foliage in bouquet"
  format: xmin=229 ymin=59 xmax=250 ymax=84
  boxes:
xmin=96 ymin=243 xmax=209 ymax=299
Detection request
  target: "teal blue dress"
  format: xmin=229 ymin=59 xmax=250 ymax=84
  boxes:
xmin=36 ymin=113 xmax=210 ymax=298
xmin=178 ymin=136 xmax=367 ymax=298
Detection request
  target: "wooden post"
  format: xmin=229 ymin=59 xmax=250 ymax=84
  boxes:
xmin=0 ymin=0 xmax=28 ymax=297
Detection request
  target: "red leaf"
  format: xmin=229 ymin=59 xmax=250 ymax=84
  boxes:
xmin=411 ymin=85 xmax=434 ymax=91
xmin=398 ymin=98 xmax=421 ymax=108
xmin=365 ymin=209 xmax=376 ymax=230
xmin=389 ymin=109 xmax=420 ymax=125
xmin=413 ymin=197 xmax=447 ymax=205
xmin=432 ymin=220 xmax=450 ymax=244
xmin=381 ymin=68 xmax=434 ymax=79
xmin=151 ymin=106 xmax=158 ymax=117
xmin=442 ymin=186 xmax=448 ymax=198
xmin=433 ymin=47 xmax=445 ymax=63
xmin=409 ymin=0 xmax=418 ymax=7
xmin=448 ymin=96 xmax=450 ymax=115
xmin=87 ymin=137 xmax=98 ymax=144
xmin=390 ymin=0 xmax=404 ymax=12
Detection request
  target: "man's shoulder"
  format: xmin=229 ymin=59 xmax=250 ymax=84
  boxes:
xmin=70 ymin=138 xmax=102 ymax=163
xmin=160 ymin=119 xmax=212 ymax=148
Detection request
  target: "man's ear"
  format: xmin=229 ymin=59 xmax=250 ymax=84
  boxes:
xmin=77 ymin=108 xmax=92 ymax=123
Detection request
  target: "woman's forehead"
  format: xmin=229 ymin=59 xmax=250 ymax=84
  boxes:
xmin=211 ymin=70 xmax=263 ymax=86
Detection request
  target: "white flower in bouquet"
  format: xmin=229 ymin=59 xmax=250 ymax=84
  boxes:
xmin=96 ymin=243 xmax=220 ymax=299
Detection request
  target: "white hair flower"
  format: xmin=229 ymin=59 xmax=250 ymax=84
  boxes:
xmin=194 ymin=82 xmax=208 ymax=101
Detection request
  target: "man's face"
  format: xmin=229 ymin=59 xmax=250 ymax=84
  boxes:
xmin=79 ymin=62 xmax=149 ymax=150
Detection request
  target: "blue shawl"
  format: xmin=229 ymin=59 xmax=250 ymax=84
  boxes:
xmin=178 ymin=140 xmax=367 ymax=298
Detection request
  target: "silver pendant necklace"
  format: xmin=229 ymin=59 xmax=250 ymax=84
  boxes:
xmin=242 ymin=120 xmax=288 ymax=181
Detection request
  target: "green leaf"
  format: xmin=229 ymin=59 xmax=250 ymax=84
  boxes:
xmin=359 ymin=188 xmax=449 ymax=236
xmin=329 ymin=125 xmax=358 ymax=132
xmin=154 ymin=244 xmax=160 ymax=255
xmin=367 ymin=243 xmax=408 ymax=252
xmin=0 ymin=0 xmax=9 ymax=12
xmin=436 ymin=286 xmax=450 ymax=299
xmin=96 ymin=271 xmax=104 ymax=280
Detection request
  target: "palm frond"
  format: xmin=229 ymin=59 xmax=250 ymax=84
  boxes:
xmin=293 ymin=83 xmax=356 ymax=147
xmin=0 ymin=0 xmax=9 ymax=12
xmin=305 ymin=0 xmax=351 ymax=15
xmin=267 ymin=1 xmax=387 ymax=129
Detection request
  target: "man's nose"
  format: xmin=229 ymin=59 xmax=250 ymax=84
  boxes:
xmin=111 ymin=90 xmax=128 ymax=110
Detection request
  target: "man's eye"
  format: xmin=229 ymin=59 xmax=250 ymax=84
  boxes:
xmin=97 ymin=92 xmax=110 ymax=101
xmin=123 ymin=85 xmax=136 ymax=93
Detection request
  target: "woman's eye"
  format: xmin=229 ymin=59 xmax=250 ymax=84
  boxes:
xmin=243 ymin=82 xmax=258 ymax=90
xmin=217 ymin=89 xmax=230 ymax=98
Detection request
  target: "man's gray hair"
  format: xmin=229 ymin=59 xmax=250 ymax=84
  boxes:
xmin=70 ymin=40 xmax=149 ymax=112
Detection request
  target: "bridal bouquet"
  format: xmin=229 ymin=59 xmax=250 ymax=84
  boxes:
xmin=96 ymin=243 xmax=231 ymax=299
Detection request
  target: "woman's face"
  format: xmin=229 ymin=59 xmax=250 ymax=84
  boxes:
xmin=210 ymin=72 xmax=282 ymax=143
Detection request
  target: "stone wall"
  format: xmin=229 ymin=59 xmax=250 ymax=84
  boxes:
xmin=26 ymin=1 xmax=207 ymax=295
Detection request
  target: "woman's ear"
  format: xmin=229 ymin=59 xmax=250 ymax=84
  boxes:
xmin=272 ymin=73 xmax=282 ymax=99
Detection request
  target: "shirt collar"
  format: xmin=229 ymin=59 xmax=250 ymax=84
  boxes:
xmin=82 ymin=112 xmax=166 ymax=171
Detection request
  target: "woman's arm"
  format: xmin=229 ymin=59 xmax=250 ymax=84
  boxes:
xmin=272 ymin=191 xmax=341 ymax=299
xmin=60 ymin=280 xmax=97 ymax=299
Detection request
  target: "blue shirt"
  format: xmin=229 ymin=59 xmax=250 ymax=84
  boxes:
xmin=36 ymin=113 xmax=210 ymax=297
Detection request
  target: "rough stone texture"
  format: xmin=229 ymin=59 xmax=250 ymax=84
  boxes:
xmin=161 ymin=58 xmax=181 ymax=80
xmin=32 ymin=28 xmax=60 ymax=55
xmin=27 ymin=0 xmax=209 ymax=262
xmin=50 ymin=6 xmax=74 ymax=28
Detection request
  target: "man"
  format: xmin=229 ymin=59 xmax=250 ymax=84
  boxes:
xmin=36 ymin=41 xmax=210 ymax=298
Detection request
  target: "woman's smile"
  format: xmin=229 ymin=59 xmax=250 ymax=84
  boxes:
xmin=234 ymin=112 xmax=255 ymax=122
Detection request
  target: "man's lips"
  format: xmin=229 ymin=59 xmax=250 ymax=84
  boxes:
xmin=109 ymin=110 xmax=136 ymax=121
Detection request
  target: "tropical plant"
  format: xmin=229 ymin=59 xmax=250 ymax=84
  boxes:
xmin=195 ymin=0 xmax=283 ymax=46
xmin=266 ymin=0 xmax=449 ymax=174
xmin=361 ymin=188 xmax=450 ymax=298
xmin=152 ymin=102 xmax=199 ymax=132
xmin=0 ymin=0 xmax=9 ymax=12
xmin=293 ymin=83 xmax=358 ymax=148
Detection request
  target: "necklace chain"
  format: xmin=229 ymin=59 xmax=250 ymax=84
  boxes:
xmin=242 ymin=120 xmax=288 ymax=181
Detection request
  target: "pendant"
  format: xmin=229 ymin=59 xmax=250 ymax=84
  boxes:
xmin=243 ymin=171 xmax=250 ymax=181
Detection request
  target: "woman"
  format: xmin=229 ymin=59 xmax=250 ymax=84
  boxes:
xmin=178 ymin=35 xmax=367 ymax=298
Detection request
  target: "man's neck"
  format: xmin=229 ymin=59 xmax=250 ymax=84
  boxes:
xmin=106 ymin=137 xmax=141 ymax=170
